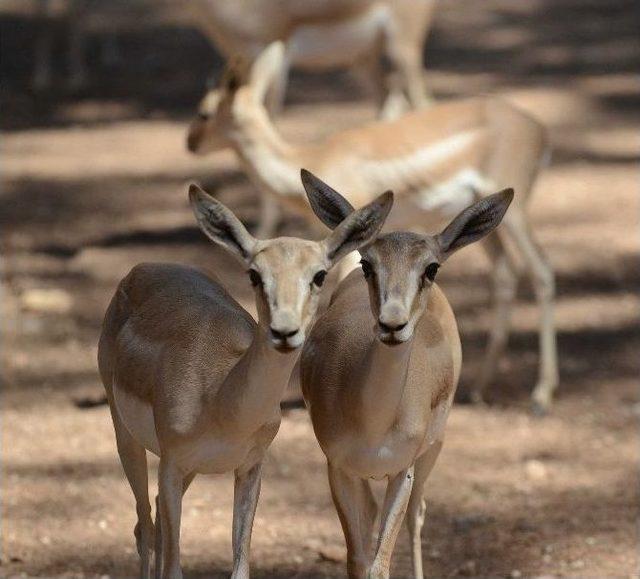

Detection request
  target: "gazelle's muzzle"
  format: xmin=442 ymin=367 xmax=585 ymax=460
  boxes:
xmin=268 ymin=309 xmax=305 ymax=351
xmin=377 ymin=300 xmax=412 ymax=344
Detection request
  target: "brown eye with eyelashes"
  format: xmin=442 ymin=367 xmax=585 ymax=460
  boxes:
xmin=248 ymin=269 xmax=262 ymax=287
xmin=312 ymin=270 xmax=327 ymax=287
xmin=424 ymin=263 xmax=440 ymax=282
xmin=360 ymin=259 xmax=373 ymax=279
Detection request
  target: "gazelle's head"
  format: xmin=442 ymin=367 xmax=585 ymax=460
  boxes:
xmin=189 ymin=174 xmax=393 ymax=351
xmin=187 ymin=41 xmax=285 ymax=155
xmin=303 ymin=171 xmax=514 ymax=345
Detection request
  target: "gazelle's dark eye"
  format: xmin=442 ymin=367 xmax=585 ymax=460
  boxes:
xmin=360 ymin=259 xmax=373 ymax=279
xmin=248 ymin=269 xmax=262 ymax=287
xmin=312 ymin=270 xmax=327 ymax=287
xmin=424 ymin=263 xmax=440 ymax=282
xmin=197 ymin=112 xmax=209 ymax=121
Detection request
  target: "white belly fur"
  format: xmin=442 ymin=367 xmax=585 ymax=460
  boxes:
xmin=289 ymin=4 xmax=390 ymax=68
xmin=414 ymin=168 xmax=497 ymax=217
xmin=112 ymin=382 xmax=161 ymax=456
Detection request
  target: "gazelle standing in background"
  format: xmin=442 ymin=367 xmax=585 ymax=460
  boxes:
xmin=98 ymin=180 xmax=393 ymax=578
xmin=300 ymin=172 xmax=513 ymax=578
xmin=188 ymin=42 xmax=558 ymax=412
xmin=30 ymin=0 xmax=435 ymax=116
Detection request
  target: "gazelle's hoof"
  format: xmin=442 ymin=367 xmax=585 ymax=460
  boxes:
xmin=530 ymin=399 xmax=549 ymax=417
xmin=531 ymin=381 xmax=557 ymax=417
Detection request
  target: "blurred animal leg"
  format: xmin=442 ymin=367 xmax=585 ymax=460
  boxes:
xmin=379 ymin=80 xmax=411 ymax=120
xmin=357 ymin=38 xmax=409 ymax=120
xmin=231 ymin=462 xmax=263 ymax=579
xmin=501 ymin=210 xmax=558 ymax=413
xmin=472 ymin=235 xmax=520 ymax=403
xmin=370 ymin=466 xmax=414 ymax=578
xmin=328 ymin=463 xmax=377 ymax=578
xmin=382 ymin=31 xmax=428 ymax=112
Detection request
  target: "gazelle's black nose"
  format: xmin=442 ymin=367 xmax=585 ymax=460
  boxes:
xmin=270 ymin=327 xmax=299 ymax=341
xmin=378 ymin=320 xmax=408 ymax=333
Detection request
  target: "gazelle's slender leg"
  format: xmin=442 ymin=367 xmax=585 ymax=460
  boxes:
xmin=106 ymin=394 xmax=153 ymax=579
xmin=501 ymin=209 xmax=558 ymax=413
xmin=328 ymin=463 xmax=378 ymax=579
xmin=158 ymin=459 xmax=185 ymax=579
xmin=395 ymin=45 xmax=428 ymax=109
xmin=370 ymin=466 xmax=415 ymax=579
xmin=471 ymin=236 xmax=520 ymax=403
xmin=379 ymin=90 xmax=411 ymax=121
xmin=255 ymin=195 xmax=281 ymax=239
xmin=154 ymin=495 xmax=162 ymax=579
xmin=381 ymin=18 xmax=429 ymax=111
xmin=406 ymin=443 xmax=442 ymax=579
xmin=361 ymin=37 xmax=388 ymax=112
xmin=154 ymin=473 xmax=195 ymax=579
xmin=355 ymin=34 xmax=409 ymax=121
xmin=231 ymin=462 xmax=263 ymax=579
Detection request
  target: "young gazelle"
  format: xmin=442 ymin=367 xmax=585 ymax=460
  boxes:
xmin=97 ymin=179 xmax=393 ymax=578
xmin=300 ymin=173 xmax=513 ymax=578
xmin=187 ymin=41 xmax=557 ymax=412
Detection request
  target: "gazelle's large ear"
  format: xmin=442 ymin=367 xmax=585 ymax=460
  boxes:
xmin=189 ymin=183 xmax=256 ymax=262
xmin=436 ymin=189 xmax=514 ymax=260
xmin=301 ymin=169 xmax=355 ymax=230
xmin=249 ymin=41 xmax=286 ymax=103
xmin=323 ymin=191 xmax=394 ymax=264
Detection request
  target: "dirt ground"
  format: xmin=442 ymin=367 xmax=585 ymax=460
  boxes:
xmin=2 ymin=1 xmax=639 ymax=577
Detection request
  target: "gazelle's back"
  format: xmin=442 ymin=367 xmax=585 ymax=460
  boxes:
xmin=305 ymin=97 xmax=544 ymax=210
xmin=98 ymin=263 xmax=255 ymax=405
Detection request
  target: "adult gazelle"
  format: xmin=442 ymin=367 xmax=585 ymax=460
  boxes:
xmin=300 ymin=172 xmax=513 ymax=578
xmin=98 ymin=177 xmax=393 ymax=578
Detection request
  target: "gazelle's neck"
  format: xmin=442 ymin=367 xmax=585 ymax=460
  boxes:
xmin=212 ymin=325 xmax=298 ymax=431
xmin=357 ymin=336 xmax=414 ymax=441
xmin=228 ymin=108 xmax=306 ymax=210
